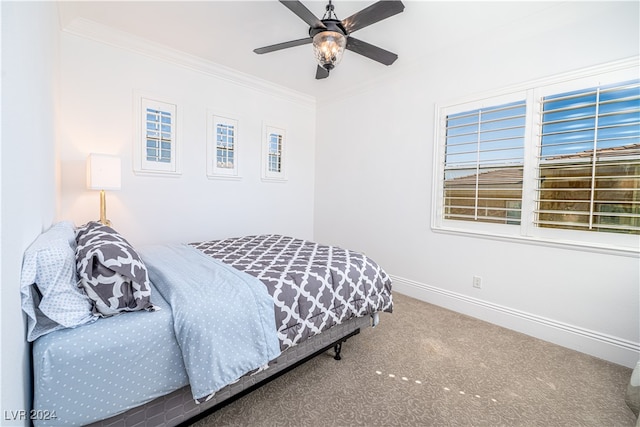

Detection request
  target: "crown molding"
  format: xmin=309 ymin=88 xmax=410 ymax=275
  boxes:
xmin=62 ymin=17 xmax=316 ymax=108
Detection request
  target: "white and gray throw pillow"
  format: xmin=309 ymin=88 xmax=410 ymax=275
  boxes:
xmin=76 ymin=221 xmax=156 ymax=317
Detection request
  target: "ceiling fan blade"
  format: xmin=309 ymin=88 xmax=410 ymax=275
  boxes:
xmin=254 ymin=37 xmax=312 ymax=54
xmin=280 ymin=0 xmax=327 ymax=29
xmin=341 ymin=1 xmax=405 ymax=34
xmin=315 ymin=65 xmax=330 ymax=80
xmin=346 ymin=37 xmax=398 ymax=65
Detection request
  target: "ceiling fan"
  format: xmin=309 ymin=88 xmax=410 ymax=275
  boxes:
xmin=254 ymin=0 xmax=405 ymax=79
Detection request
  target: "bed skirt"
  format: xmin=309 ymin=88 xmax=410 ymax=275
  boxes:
xmin=87 ymin=315 xmax=371 ymax=427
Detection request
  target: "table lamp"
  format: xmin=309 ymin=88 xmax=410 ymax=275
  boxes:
xmin=86 ymin=153 xmax=121 ymax=226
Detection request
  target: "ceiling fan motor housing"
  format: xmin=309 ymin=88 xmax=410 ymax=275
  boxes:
xmin=309 ymin=19 xmax=347 ymax=38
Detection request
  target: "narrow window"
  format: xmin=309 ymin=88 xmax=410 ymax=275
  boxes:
xmin=262 ymin=124 xmax=286 ymax=181
xmin=207 ymin=113 xmax=240 ymax=179
xmin=134 ymin=95 xmax=180 ymax=175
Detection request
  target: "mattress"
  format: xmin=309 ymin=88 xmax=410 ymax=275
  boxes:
xmin=32 ymin=284 xmax=188 ymax=427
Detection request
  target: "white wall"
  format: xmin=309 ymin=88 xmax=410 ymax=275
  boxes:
xmin=2 ymin=5 xmax=637 ymax=424
xmin=314 ymin=1 xmax=640 ymax=367
xmin=1 ymin=1 xmax=59 ymax=424
xmin=57 ymin=31 xmax=317 ymax=246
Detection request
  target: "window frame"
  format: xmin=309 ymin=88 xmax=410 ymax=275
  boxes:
xmin=133 ymin=92 xmax=181 ymax=176
xmin=206 ymin=111 xmax=240 ymax=180
xmin=432 ymin=58 xmax=640 ymax=256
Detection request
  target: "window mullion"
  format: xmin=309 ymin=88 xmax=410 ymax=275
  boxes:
xmin=587 ymin=88 xmax=601 ymax=230
xmin=474 ymin=111 xmax=482 ymax=221
xmin=520 ymin=89 xmax=541 ymax=238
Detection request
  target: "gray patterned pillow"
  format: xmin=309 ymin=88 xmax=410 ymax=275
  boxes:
xmin=76 ymin=221 xmax=156 ymax=317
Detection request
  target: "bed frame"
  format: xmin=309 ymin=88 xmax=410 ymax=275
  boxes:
xmin=87 ymin=315 xmax=371 ymax=427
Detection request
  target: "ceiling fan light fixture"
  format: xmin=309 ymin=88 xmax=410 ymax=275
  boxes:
xmin=253 ymin=0 xmax=405 ymax=79
xmin=312 ymin=30 xmax=346 ymax=71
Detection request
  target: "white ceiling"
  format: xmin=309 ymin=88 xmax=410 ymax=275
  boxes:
xmin=57 ymin=1 xmax=563 ymax=98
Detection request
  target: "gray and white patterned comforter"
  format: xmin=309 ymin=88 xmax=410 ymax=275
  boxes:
xmin=190 ymin=234 xmax=393 ymax=350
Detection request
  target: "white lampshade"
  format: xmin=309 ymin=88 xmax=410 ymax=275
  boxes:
xmin=87 ymin=154 xmax=121 ymax=190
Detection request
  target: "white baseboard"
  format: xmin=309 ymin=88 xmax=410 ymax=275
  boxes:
xmin=390 ymin=274 xmax=640 ymax=368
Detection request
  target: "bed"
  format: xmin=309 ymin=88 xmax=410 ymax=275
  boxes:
xmin=22 ymin=222 xmax=392 ymax=426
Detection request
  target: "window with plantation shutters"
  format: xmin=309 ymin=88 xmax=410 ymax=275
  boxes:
xmin=433 ymin=58 xmax=639 ymax=254
xmin=444 ymin=100 xmax=526 ymax=224
xmin=537 ymin=80 xmax=640 ymax=235
xmin=134 ymin=94 xmax=181 ymax=176
xmin=207 ymin=113 xmax=240 ymax=179
xmin=262 ymin=124 xmax=287 ymax=181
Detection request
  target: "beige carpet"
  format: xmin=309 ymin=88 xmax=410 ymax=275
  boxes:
xmin=190 ymin=293 xmax=636 ymax=427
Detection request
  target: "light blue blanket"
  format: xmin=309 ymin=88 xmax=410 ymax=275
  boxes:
xmin=139 ymin=244 xmax=281 ymax=401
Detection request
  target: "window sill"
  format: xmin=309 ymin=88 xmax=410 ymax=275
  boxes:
xmin=431 ymin=225 xmax=640 ymax=258
xmin=207 ymin=174 xmax=242 ymax=181
xmin=133 ymin=169 xmax=182 ymax=177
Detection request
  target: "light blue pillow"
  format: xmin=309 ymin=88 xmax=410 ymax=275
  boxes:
xmin=20 ymin=221 xmax=96 ymax=341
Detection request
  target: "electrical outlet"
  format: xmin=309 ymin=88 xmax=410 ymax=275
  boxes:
xmin=473 ymin=276 xmax=482 ymax=289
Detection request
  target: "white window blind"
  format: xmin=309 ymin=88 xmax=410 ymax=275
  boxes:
xmin=536 ymin=79 xmax=640 ymax=235
xmin=146 ymin=107 xmax=172 ymax=164
xmin=216 ymin=123 xmax=235 ymax=169
xmin=268 ymin=133 xmax=283 ymax=173
xmin=443 ymin=100 xmax=526 ymax=224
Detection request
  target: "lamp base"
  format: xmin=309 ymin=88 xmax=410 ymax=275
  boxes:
xmin=99 ymin=190 xmax=112 ymax=227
